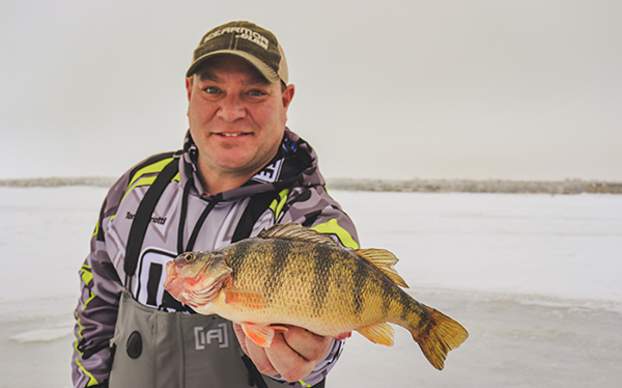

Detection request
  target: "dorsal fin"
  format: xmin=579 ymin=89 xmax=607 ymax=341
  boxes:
xmin=353 ymin=248 xmax=409 ymax=288
xmin=258 ymin=223 xmax=339 ymax=246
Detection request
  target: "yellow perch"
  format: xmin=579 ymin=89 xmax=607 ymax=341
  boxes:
xmin=164 ymin=223 xmax=468 ymax=369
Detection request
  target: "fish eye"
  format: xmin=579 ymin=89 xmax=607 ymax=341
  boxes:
xmin=183 ymin=253 xmax=194 ymax=262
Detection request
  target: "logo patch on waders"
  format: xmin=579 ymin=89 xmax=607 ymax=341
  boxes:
xmin=194 ymin=323 xmax=229 ymax=349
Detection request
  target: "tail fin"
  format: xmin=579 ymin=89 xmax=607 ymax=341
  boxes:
xmin=411 ymin=308 xmax=468 ymax=370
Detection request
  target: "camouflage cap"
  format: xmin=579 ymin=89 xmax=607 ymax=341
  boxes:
xmin=186 ymin=20 xmax=289 ymax=84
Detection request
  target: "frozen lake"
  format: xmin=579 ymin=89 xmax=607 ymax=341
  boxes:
xmin=1 ymin=187 xmax=621 ymax=387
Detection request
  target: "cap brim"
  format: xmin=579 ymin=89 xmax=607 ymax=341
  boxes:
xmin=186 ymin=49 xmax=280 ymax=82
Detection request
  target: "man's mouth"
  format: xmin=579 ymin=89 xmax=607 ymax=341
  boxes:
xmin=212 ymin=132 xmax=253 ymax=138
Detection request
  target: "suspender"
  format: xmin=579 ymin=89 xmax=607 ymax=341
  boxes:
xmin=123 ymin=158 xmax=325 ymax=388
xmin=124 ymin=156 xmax=180 ymax=280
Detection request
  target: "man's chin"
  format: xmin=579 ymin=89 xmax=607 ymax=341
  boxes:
xmin=215 ymin=159 xmax=263 ymax=177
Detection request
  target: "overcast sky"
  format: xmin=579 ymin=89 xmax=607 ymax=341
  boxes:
xmin=1 ymin=0 xmax=620 ymax=180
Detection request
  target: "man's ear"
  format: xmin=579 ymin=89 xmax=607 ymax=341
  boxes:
xmin=282 ymin=84 xmax=295 ymax=109
xmin=185 ymin=76 xmax=194 ymax=101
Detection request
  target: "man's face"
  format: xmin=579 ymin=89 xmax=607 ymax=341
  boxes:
xmin=186 ymin=55 xmax=295 ymax=180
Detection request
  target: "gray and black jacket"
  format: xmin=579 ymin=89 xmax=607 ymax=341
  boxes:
xmin=71 ymin=129 xmax=359 ymax=388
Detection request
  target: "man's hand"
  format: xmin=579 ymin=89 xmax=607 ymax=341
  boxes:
xmin=233 ymin=323 xmax=334 ymax=383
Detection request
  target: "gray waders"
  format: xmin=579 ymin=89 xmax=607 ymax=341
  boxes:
xmin=109 ymin=291 xmax=289 ymax=388
xmin=107 ymin=156 xmax=322 ymax=388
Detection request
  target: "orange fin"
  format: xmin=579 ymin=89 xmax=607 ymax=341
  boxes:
xmin=356 ymin=322 xmax=394 ymax=346
xmin=224 ymin=289 xmax=266 ymax=309
xmin=353 ymin=248 xmax=409 ymax=288
xmin=258 ymin=223 xmax=338 ymax=246
xmin=241 ymin=323 xmax=289 ymax=348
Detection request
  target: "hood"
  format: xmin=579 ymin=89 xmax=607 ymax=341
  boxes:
xmin=179 ymin=128 xmax=325 ymax=201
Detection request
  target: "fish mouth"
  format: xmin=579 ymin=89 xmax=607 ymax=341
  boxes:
xmin=163 ymin=261 xmax=177 ymax=290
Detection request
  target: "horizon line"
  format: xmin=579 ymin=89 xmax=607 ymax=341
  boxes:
xmin=1 ymin=176 xmax=621 ymax=194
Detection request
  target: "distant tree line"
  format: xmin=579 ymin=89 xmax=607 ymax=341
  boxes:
xmin=2 ymin=177 xmax=622 ymax=194
xmin=326 ymin=178 xmax=622 ymax=194
xmin=0 ymin=177 xmax=114 ymax=188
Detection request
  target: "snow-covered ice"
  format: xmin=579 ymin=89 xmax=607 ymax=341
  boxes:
xmin=0 ymin=187 xmax=621 ymax=387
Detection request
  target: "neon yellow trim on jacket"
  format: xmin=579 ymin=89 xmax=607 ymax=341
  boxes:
xmin=79 ymin=267 xmax=93 ymax=286
xmin=124 ymin=157 xmax=171 ymax=198
xmin=76 ymin=286 xmax=96 ymax=339
xmin=312 ymin=219 xmax=359 ymax=249
xmin=126 ymin=176 xmax=157 ymax=195
xmin=91 ymin=221 xmax=99 ymax=238
xmin=73 ymin=349 xmax=99 ymax=387
xmin=74 ymin=269 xmax=100 ymax=386
xmin=75 ymin=298 xmax=94 ymax=341
xmin=269 ymin=188 xmax=290 ymax=221
xmin=122 ymin=157 xmax=180 ymax=201
xmin=127 ymin=157 xmax=173 ymax=189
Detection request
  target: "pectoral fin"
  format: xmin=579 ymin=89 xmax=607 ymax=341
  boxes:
xmin=356 ymin=322 xmax=394 ymax=346
xmin=224 ymin=289 xmax=267 ymax=309
xmin=241 ymin=323 xmax=289 ymax=348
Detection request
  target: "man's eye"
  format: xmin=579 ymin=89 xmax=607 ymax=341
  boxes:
xmin=247 ymin=89 xmax=267 ymax=97
xmin=203 ymin=86 xmax=222 ymax=95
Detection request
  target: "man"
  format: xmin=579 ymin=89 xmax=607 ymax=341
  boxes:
xmin=71 ymin=20 xmax=359 ymax=388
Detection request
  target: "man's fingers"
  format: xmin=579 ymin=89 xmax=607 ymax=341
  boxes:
xmin=246 ymin=340 xmax=279 ymax=377
xmin=265 ymin=333 xmax=314 ymax=382
xmin=283 ymin=326 xmax=333 ymax=362
xmin=233 ymin=323 xmax=278 ymax=377
xmin=233 ymin=323 xmax=333 ymax=382
xmin=232 ymin=323 xmax=249 ymax=355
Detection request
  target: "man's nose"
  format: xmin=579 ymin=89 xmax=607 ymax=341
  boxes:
xmin=216 ymin=94 xmax=246 ymax=122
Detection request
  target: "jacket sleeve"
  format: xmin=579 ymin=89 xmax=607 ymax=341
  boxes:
xmin=71 ymin=174 xmax=130 ymax=388
xmin=276 ymin=184 xmax=359 ymax=386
